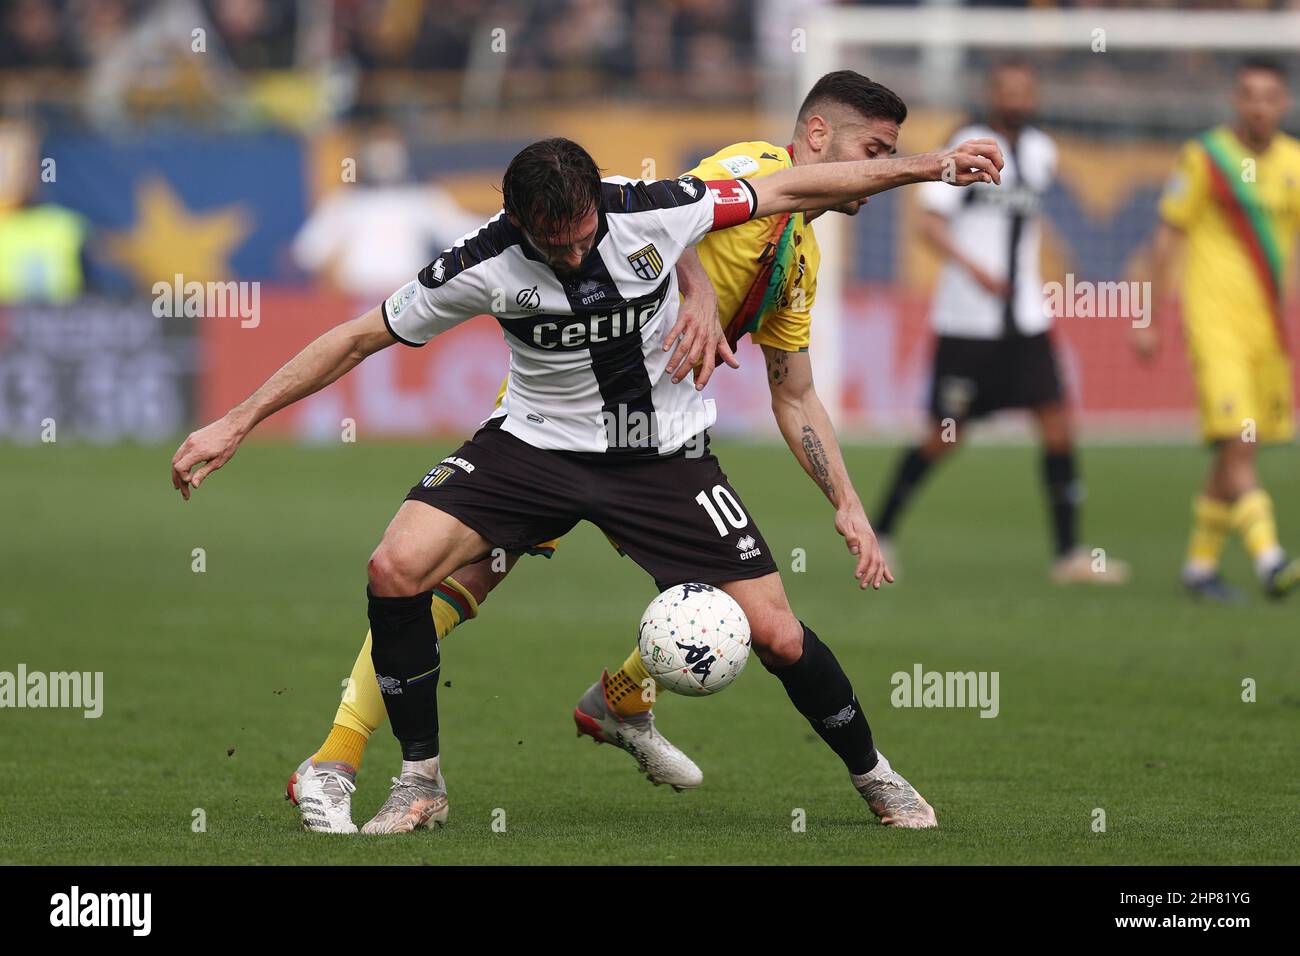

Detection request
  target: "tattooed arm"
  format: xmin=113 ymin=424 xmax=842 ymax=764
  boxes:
xmin=763 ymin=345 xmax=894 ymax=590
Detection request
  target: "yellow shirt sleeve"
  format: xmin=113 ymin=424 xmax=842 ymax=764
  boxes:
xmin=683 ymin=142 xmax=817 ymax=352
xmin=752 ymin=257 xmax=815 ymax=352
xmin=684 ymin=142 xmax=790 ymax=183
xmin=1159 ymin=141 xmax=1209 ymax=229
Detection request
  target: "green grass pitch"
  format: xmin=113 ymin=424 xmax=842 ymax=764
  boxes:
xmin=1 ymin=438 xmax=1297 ymax=865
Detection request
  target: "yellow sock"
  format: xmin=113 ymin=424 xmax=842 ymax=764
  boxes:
xmin=1185 ymin=495 xmax=1232 ymax=574
xmin=604 ymin=645 xmax=660 ymax=717
xmin=315 ymin=577 xmax=481 ymax=766
xmin=315 ymin=724 xmax=367 ymax=770
xmin=1230 ymin=488 xmax=1283 ymax=571
xmin=431 ymin=576 xmax=479 ymax=638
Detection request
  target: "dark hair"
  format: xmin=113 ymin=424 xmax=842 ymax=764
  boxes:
xmin=502 ymin=137 xmax=602 ymax=235
xmin=797 ymin=70 xmax=908 ymax=127
xmin=1237 ymin=56 xmax=1287 ymax=82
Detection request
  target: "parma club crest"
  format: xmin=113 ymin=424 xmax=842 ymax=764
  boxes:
xmin=626 ymin=243 xmax=663 ymax=281
xmin=420 ymin=465 xmax=455 ymax=488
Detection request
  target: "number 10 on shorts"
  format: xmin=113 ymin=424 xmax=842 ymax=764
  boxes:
xmin=695 ymin=484 xmax=748 ymax=536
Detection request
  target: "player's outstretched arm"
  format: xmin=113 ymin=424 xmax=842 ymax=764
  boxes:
xmin=748 ymin=139 xmax=1005 ymax=219
xmin=170 ymin=306 xmax=396 ymax=499
xmin=763 ymin=345 xmax=893 ymax=590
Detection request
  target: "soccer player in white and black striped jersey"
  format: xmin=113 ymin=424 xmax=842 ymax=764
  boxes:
xmin=874 ymin=60 xmax=1129 ymax=585
xmin=171 ymin=134 xmax=1003 ymax=833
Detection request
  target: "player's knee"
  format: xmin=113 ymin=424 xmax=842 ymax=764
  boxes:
xmin=750 ymin=609 xmax=805 ymax=668
xmin=367 ymin=545 xmax=422 ymax=597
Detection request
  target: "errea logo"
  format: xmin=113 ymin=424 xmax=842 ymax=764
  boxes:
xmin=736 ymin=535 xmax=761 ymax=560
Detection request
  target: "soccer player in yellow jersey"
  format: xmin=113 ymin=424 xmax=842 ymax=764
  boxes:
xmin=290 ymin=72 xmax=943 ymax=830
xmin=1138 ymin=58 xmax=1300 ymax=601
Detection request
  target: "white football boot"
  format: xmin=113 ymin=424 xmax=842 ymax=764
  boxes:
xmin=573 ymin=671 xmax=703 ymax=792
xmin=361 ymin=761 xmax=450 ymax=835
xmin=286 ymin=758 xmax=358 ymax=834
xmin=850 ymin=751 xmax=938 ymax=829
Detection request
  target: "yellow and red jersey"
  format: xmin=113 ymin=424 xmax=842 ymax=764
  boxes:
xmin=1159 ymin=125 xmax=1300 ymax=355
xmin=684 ymin=141 xmax=820 ymax=353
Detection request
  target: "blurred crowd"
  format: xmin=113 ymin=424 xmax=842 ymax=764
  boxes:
xmin=5 ymin=0 xmax=1300 ymax=128
xmin=0 ymin=0 xmax=762 ymax=124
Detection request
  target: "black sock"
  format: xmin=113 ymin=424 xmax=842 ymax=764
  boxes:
xmin=875 ymin=446 xmax=935 ymax=537
xmin=766 ymin=624 xmax=878 ymax=776
xmin=367 ymin=587 xmax=441 ymax=761
xmin=1042 ymin=450 xmax=1080 ymax=557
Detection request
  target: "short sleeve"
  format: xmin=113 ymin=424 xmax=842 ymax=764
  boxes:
xmin=381 ymin=250 xmax=485 ymax=347
xmin=641 ymin=176 xmax=757 ymax=249
xmin=1159 ymin=141 xmax=1209 ymax=230
xmin=754 ymin=262 xmax=815 ymax=353
xmin=684 ymin=144 xmax=788 ymax=183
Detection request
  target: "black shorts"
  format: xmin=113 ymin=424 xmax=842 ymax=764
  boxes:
xmin=928 ymin=332 xmax=1064 ymax=422
xmin=406 ymin=424 xmax=778 ymax=592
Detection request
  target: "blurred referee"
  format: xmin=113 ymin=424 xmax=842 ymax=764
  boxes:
xmin=873 ymin=60 xmax=1128 ymax=585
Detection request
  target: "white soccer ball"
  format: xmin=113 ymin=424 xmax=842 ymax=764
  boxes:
xmin=638 ymin=583 xmax=751 ymax=697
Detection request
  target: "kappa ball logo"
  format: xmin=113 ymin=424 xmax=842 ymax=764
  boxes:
xmin=680 ymin=582 xmax=715 ymax=597
xmin=516 ymin=285 xmax=542 ymax=311
xmin=674 ymin=641 xmax=716 ymax=681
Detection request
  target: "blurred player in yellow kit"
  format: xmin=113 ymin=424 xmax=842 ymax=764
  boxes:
xmin=289 ymin=71 xmax=924 ymax=832
xmin=1138 ymin=58 xmax=1300 ymax=602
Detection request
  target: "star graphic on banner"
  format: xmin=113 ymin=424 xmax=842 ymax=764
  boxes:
xmin=105 ymin=177 xmax=251 ymax=288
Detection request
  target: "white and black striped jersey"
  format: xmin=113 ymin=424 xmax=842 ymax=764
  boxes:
xmin=381 ymin=175 xmax=756 ymax=455
xmin=918 ymin=123 xmax=1057 ymax=339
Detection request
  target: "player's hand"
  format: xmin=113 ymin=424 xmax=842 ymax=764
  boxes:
xmin=664 ymin=283 xmax=740 ymax=390
xmin=171 ymin=415 xmax=246 ymax=501
xmin=931 ymin=138 xmax=1004 ymax=187
xmin=970 ymin=265 xmax=1010 ymax=299
xmin=836 ymin=504 xmax=894 ymax=591
xmin=1131 ymin=323 xmax=1160 ymax=364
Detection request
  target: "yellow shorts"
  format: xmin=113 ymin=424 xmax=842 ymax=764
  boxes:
xmin=1190 ymin=344 xmax=1294 ymax=443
